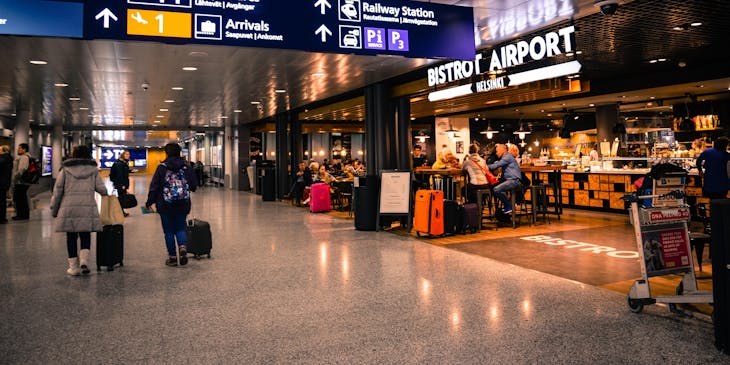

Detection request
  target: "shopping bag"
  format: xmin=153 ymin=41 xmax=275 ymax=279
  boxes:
xmin=101 ymin=195 xmax=125 ymax=225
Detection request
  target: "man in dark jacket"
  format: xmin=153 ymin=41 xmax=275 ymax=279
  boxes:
xmin=696 ymin=137 xmax=730 ymax=199
xmin=11 ymin=143 xmax=31 ymax=220
xmin=110 ymin=150 xmax=131 ymax=216
xmin=145 ymin=143 xmax=198 ymax=267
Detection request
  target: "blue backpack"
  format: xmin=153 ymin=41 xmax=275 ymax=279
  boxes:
xmin=161 ymin=163 xmax=190 ymax=203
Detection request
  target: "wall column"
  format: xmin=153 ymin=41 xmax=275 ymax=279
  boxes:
xmin=237 ymin=124 xmax=251 ymax=191
xmin=275 ymin=112 xmax=289 ymax=199
xmin=52 ymin=124 xmax=63 ymax=179
xmin=13 ymin=110 xmax=30 ymax=149
xmin=364 ymin=83 xmax=396 ymax=174
xmin=396 ymin=96 xmax=411 ymax=171
xmin=224 ymin=124 xmax=237 ymax=190
xmin=596 ymin=104 xmax=619 ymax=156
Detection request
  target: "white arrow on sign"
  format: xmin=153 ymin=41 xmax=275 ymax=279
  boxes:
xmin=95 ymin=8 xmax=118 ymax=29
xmin=315 ymin=24 xmax=332 ymax=42
xmin=314 ymin=0 xmax=331 ymax=15
xmin=103 ymin=150 xmax=114 ymax=159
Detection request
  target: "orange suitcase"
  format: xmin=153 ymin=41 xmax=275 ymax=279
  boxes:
xmin=413 ymin=190 xmax=444 ymax=237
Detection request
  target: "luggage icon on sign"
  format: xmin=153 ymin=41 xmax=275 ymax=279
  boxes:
xmin=200 ymin=20 xmax=216 ymax=35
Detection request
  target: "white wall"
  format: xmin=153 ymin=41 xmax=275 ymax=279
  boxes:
xmin=435 ymin=117 xmax=470 ymax=162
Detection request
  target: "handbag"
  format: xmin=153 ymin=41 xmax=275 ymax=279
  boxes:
xmin=100 ymin=195 xmax=125 ymax=225
xmin=121 ymin=194 xmax=138 ymax=209
xmin=475 ymin=161 xmax=499 ymax=185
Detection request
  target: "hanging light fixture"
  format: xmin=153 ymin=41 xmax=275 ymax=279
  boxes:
xmin=513 ymin=123 xmax=531 ymax=140
xmin=444 ymin=123 xmax=459 ymax=139
xmin=415 ymin=130 xmax=431 ymax=143
xmin=480 ymin=122 xmax=500 ymax=139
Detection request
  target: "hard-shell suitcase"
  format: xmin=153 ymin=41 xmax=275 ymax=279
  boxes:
xmin=96 ymin=224 xmax=124 ymax=271
xmin=443 ymin=200 xmax=460 ymax=235
xmin=309 ymin=182 xmax=331 ymax=213
xmin=432 ymin=175 xmax=456 ymax=201
xmin=461 ymin=203 xmax=480 ymax=233
xmin=186 ymin=219 xmax=212 ymax=259
xmin=414 ymin=190 xmax=444 ymax=237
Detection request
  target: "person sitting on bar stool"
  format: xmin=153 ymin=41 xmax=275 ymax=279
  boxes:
xmin=488 ymin=143 xmax=522 ymax=214
xmin=462 ymin=144 xmax=491 ymax=204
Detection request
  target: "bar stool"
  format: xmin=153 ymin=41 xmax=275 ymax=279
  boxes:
xmin=475 ymin=188 xmax=494 ymax=230
xmin=529 ymin=184 xmax=550 ymax=224
xmin=505 ymin=185 xmax=530 ymax=229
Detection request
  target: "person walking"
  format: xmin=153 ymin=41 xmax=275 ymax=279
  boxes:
xmin=110 ymin=150 xmax=131 ymax=217
xmin=0 ymin=145 xmax=13 ymax=224
xmin=145 ymin=143 xmax=198 ymax=267
xmin=11 ymin=143 xmax=31 ymax=220
xmin=488 ymin=143 xmax=523 ymax=214
xmin=696 ymin=136 xmax=730 ymax=199
xmin=50 ymin=145 xmax=108 ymax=276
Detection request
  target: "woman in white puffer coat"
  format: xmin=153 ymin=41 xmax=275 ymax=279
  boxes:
xmin=50 ymin=145 xmax=107 ymax=276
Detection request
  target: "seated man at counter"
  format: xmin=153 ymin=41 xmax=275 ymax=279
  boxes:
xmin=462 ymin=144 xmax=490 ymax=204
xmin=488 ymin=143 xmax=522 ymax=214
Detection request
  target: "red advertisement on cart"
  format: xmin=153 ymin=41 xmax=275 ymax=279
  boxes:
xmin=641 ymin=225 xmax=692 ymax=276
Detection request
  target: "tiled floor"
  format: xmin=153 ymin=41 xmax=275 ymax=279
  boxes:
xmin=0 ymin=177 xmax=726 ymax=363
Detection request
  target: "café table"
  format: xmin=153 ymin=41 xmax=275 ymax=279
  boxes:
xmin=520 ymin=164 xmax=564 ymax=219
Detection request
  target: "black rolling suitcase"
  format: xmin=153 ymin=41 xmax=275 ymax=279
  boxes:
xmin=443 ymin=200 xmax=461 ymax=235
xmin=461 ymin=203 xmax=480 ymax=233
xmin=97 ymin=224 xmax=124 ymax=271
xmin=186 ymin=219 xmax=212 ymax=259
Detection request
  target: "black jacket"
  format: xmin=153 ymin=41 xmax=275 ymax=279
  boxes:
xmin=146 ymin=157 xmax=198 ymax=215
xmin=109 ymin=158 xmax=130 ymax=189
xmin=0 ymin=153 xmax=12 ymax=191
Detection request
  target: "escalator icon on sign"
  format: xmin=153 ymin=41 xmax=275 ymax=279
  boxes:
xmin=339 ymin=0 xmax=361 ymax=22
xmin=194 ymin=14 xmax=222 ymax=40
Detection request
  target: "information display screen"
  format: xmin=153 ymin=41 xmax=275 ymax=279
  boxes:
xmin=83 ymin=0 xmax=475 ymax=59
xmin=41 ymin=146 xmax=53 ymax=177
xmin=0 ymin=0 xmax=83 ymax=38
xmin=129 ymin=149 xmax=147 ymax=168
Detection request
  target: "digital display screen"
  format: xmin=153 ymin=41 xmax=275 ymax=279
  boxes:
xmin=0 ymin=0 xmax=83 ymax=38
xmin=83 ymin=0 xmax=475 ymax=60
xmin=129 ymin=149 xmax=147 ymax=167
xmin=41 ymin=146 xmax=52 ymax=176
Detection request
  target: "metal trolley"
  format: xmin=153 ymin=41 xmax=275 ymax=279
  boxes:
xmin=624 ymin=172 xmax=713 ymax=314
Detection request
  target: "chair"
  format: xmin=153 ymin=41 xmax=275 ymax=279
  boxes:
xmin=334 ymin=181 xmax=353 ymax=215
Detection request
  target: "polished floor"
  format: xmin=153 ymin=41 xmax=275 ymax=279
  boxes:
xmin=0 ymin=177 xmax=726 ymax=364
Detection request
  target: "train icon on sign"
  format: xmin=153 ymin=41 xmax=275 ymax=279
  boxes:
xmin=338 ymin=0 xmax=361 ymax=22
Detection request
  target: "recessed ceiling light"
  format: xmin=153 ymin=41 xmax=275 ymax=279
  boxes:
xmin=164 ymin=99 xmax=175 ymax=103
xmin=219 ymin=116 xmax=228 ymax=119
xmin=650 ymin=96 xmax=655 ymax=99
xmin=540 ymin=109 xmax=545 ymax=112
xmin=11 ymin=113 xmax=16 ymax=117
xmin=153 ymin=120 xmax=160 ymax=123
xmin=250 ymin=101 xmax=261 ymax=105
xmin=691 ymin=22 xmax=702 ymax=26
xmin=697 ymin=85 xmax=704 ymax=88
xmin=182 ymin=66 xmax=198 ymax=71
xmin=621 ymin=95 xmax=627 ymax=98
xmin=274 ymin=89 xmax=286 ymax=93
xmin=234 ymin=109 xmax=242 ymax=113
xmin=561 ymin=103 xmax=566 ymax=106
xmin=79 ymin=107 xmax=89 ymax=110
xmin=29 ymin=60 xmax=47 ymax=65
xmin=69 ymin=97 xmax=81 ymax=101
xmin=203 ymin=124 xmax=209 ymax=127
xmin=658 ymin=58 xmax=667 ymax=62
xmin=54 ymin=83 xmax=68 ymax=87
xmin=565 ymin=52 xmax=574 ymax=57
xmin=589 ymin=103 xmax=595 ymax=107
xmin=159 ymin=108 xmax=168 ymax=112
xmin=673 ymin=26 xmax=683 ymax=31
xmin=547 ymin=113 xmax=552 ymax=117
xmin=649 ymin=59 xmax=658 ymax=63
xmin=311 ymin=72 xmax=325 ymax=77
xmin=575 ymin=51 xmax=583 ymax=55
xmin=171 ymin=87 xmax=184 ymax=90
xmin=156 ymin=115 xmax=164 ymax=118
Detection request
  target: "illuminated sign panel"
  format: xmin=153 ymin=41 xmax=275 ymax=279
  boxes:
xmin=83 ymin=0 xmax=475 ymax=59
xmin=0 ymin=0 xmax=83 ymax=38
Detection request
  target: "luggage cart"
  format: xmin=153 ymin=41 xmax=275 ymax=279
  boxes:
xmin=623 ymin=185 xmax=713 ymax=314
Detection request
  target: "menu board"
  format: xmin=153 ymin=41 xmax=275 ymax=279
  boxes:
xmin=83 ymin=0 xmax=475 ymax=59
xmin=378 ymin=171 xmax=410 ymax=214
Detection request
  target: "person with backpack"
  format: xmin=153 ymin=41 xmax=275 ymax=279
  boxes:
xmin=145 ymin=143 xmax=198 ymax=267
xmin=110 ymin=150 xmax=131 ymax=217
xmin=50 ymin=145 xmax=108 ymax=276
xmin=11 ymin=143 xmax=32 ymax=221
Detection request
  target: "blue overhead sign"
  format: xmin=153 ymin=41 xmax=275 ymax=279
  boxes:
xmin=0 ymin=0 xmax=83 ymax=38
xmin=83 ymin=0 xmax=475 ymax=59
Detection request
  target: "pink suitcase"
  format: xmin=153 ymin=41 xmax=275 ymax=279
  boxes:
xmin=309 ymin=183 xmax=331 ymax=213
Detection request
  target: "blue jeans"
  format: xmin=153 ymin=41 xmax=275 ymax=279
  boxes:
xmin=159 ymin=212 xmax=188 ymax=257
xmin=492 ymin=179 xmax=521 ymax=209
